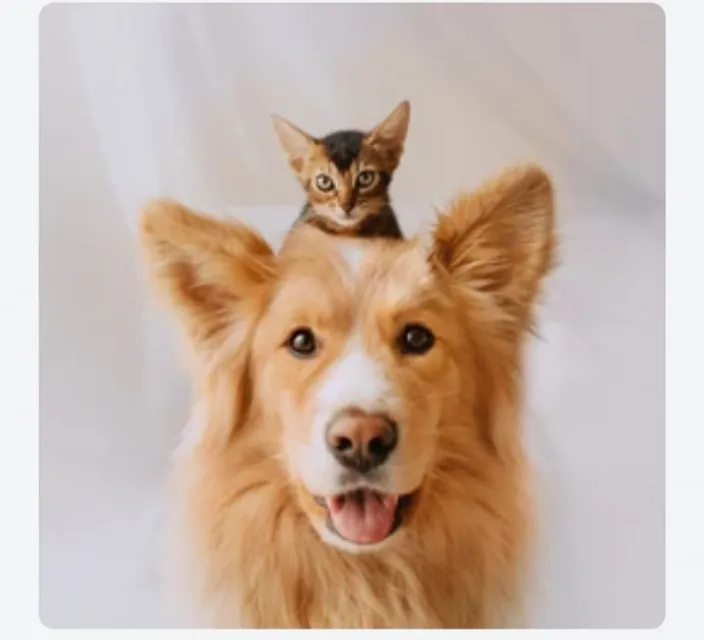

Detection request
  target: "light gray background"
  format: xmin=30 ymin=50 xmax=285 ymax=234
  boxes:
xmin=39 ymin=3 xmax=664 ymax=628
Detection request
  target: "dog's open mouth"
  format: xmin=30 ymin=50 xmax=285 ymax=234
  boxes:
xmin=315 ymin=489 xmax=415 ymax=545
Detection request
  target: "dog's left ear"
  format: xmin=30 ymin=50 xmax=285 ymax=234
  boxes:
xmin=139 ymin=198 xmax=276 ymax=356
xmin=429 ymin=165 xmax=556 ymax=333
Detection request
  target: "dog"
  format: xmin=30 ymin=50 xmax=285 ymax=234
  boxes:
xmin=139 ymin=164 xmax=556 ymax=628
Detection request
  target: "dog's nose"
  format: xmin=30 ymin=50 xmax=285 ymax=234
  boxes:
xmin=325 ymin=410 xmax=398 ymax=473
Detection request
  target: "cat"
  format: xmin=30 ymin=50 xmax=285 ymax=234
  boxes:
xmin=271 ymin=101 xmax=410 ymax=239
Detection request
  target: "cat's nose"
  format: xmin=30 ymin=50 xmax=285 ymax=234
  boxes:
xmin=340 ymin=198 xmax=356 ymax=214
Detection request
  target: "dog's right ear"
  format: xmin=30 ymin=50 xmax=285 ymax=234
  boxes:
xmin=139 ymin=199 xmax=276 ymax=356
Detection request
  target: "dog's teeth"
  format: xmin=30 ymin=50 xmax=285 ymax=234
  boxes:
xmin=382 ymin=495 xmax=399 ymax=510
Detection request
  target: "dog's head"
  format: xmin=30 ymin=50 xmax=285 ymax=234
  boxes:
xmin=141 ymin=165 xmax=555 ymax=554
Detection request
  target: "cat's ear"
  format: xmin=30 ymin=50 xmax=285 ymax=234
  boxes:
xmin=429 ymin=165 xmax=556 ymax=335
xmin=367 ymin=100 xmax=411 ymax=165
xmin=271 ymin=114 xmax=316 ymax=173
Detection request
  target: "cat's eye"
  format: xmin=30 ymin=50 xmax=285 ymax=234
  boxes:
xmin=397 ymin=324 xmax=435 ymax=355
xmin=356 ymin=170 xmax=376 ymax=189
xmin=286 ymin=327 xmax=319 ymax=358
xmin=315 ymin=174 xmax=335 ymax=192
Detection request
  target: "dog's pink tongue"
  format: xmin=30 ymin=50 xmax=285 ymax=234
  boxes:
xmin=328 ymin=491 xmax=397 ymax=544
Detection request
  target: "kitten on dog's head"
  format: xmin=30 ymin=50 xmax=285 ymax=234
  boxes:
xmin=271 ymin=102 xmax=410 ymax=230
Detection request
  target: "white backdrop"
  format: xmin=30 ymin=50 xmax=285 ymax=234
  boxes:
xmin=39 ymin=3 xmax=664 ymax=628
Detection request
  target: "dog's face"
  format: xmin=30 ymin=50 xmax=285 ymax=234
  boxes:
xmin=251 ymin=236 xmax=465 ymax=550
xmin=140 ymin=165 xmax=555 ymax=554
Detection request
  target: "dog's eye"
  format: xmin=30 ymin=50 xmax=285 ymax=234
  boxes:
xmin=287 ymin=327 xmax=318 ymax=358
xmin=315 ymin=174 xmax=335 ymax=192
xmin=398 ymin=324 xmax=435 ymax=355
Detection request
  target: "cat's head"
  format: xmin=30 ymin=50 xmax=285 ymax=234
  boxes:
xmin=271 ymin=101 xmax=410 ymax=229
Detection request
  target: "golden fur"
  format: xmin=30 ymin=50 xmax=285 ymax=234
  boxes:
xmin=139 ymin=164 xmax=556 ymax=628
